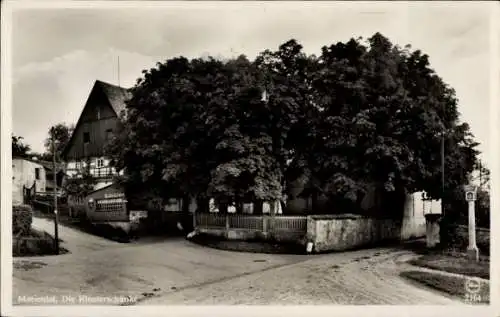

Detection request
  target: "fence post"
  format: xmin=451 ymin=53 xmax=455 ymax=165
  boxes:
xmin=269 ymin=201 xmax=276 ymax=236
xmin=262 ymin=214 xmax=268 ymax=236
xmin=224 ymin=214 xmax=230 ymax=239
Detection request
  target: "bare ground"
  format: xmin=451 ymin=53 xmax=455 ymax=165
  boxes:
xmin=13 ymin=217 xmax=468 ymax=305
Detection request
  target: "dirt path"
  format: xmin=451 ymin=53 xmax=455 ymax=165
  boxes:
xmin=30 ymin=216 xmax=125 ymax=256
xmin=14 ymin=219 xmax=465 ymax=305
xmin=139 ymin=248 xmax=463 ymax=305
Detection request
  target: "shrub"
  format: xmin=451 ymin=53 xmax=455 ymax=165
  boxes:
xmin=13 ymin=204 xmax=33 ymax=236
xmin=71 ymin=205 xmax=87 ymax=219
xmin=13 ymin=228 xmax=67 ymax=257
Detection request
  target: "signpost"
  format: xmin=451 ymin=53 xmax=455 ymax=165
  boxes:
xmin=463 ymin=184 xmax=479 ymax=262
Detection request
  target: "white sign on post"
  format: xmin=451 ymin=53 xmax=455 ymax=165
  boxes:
xmin=463 ymin=184 xmax=479 ymax=261
xmin=464 ymin=185 xmax=477 ymax=201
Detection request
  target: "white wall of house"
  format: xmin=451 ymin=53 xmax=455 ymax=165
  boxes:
xmin=206 ymin=199 xmax=283 ymax=214
xmin=66 ymin=157 xmax=116 ymax=177
xmin=66 ymin=157 xmax=118 ymax=191
xmin=12 ymin=158 xmax=46 ymax=205
xmin=400 ymin=191 xmax=441 ymax=240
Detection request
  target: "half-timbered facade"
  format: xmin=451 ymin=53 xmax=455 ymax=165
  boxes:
xmin=62 ymin=80 xmax=131 ymax=187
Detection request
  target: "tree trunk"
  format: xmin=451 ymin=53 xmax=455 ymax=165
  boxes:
xmin=311 ymin=191 xmax=318 ymax=213
xmin=182 ymin=195 xmax=190 ymax=214
xmin=280 ymin=200 xmax=287 ymax=215
xmin=235 ymin=198 xmax=243 ymax=214
xmin=196 ymin=196 xmax=209 ymax=213
xmin=254 ymin=200 xmax=263 ymax=215
xmin=220 ymin=203 xmax=228 ymax=214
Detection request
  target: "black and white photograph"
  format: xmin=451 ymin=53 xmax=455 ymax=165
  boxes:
xmin=1 ymin=0 xmax=497 ymax=316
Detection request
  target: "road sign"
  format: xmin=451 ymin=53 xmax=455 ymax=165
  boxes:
xmin=465 ymin=192 xmax=475 ymax=201
xmin=463 ymin=184 xmax=477 ymax=201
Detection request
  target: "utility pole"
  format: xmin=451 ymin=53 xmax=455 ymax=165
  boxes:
xmin=441 ymin=129 xmax=445 ymax=216
xmin=117 ymin=56 xmax=121 ymax=87
xmin=441 ymin=103 xmax=445 ymax=217
xmin=479 ymin=159 xmax=482 ymax=188
xmin=52 ymin=130 xmax=60 ymax=254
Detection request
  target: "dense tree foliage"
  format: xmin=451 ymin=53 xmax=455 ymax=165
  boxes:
xmin=12 ymin=135 xmax=31 ymax=158
xmin=62 ymin=156 xmax=96 ymax=199
xmin=44 ymin=123 xmax=74 ymax=160
xmin=106 ymin=33 xmax=481 ymax=218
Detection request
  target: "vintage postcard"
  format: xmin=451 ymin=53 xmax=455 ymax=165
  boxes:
xmin=1 ymin=1 xmax=498 ymax=316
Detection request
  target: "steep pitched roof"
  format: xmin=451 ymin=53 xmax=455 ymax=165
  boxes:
xmin=61 ymin=80 xmax=132 ymax=160
xmin=12 ymin=156 xmax=44 ymax=167
xmin=38 ymin=160 xmax=66 ymax=173
xmin=95 ymin=80 xmax=132 ymax=117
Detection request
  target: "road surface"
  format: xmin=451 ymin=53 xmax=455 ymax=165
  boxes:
xmin=13 ymin=217 xmax=463 ymax=305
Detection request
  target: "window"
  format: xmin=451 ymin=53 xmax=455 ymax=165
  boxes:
xmin=35 ymin=168 xmax=41 ymax=180
xmin=97 ymin=158 xmax=104 ymax=168
xmin=97 ymin=108 xmax=101 ymax=120
xmin=83 ymin=132 xmax=90 ymax=143
xmin=105 ymin=129 xmax=113 ymax=141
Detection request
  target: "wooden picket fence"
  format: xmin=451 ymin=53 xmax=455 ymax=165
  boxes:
xmin=194 ymin=213 xmax=307 ymax=235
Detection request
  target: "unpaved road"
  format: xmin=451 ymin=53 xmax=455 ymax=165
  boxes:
xmin=13 ymin=217 xmax=463 ymax=305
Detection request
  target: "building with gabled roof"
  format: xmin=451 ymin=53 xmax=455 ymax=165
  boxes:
xmin=62 ymin=79 xmax=131 ymax=188
xmin=12 ymin=156 xmax=47 ymax=205
xmin=37 ymin=160 xmax=66 ymax=193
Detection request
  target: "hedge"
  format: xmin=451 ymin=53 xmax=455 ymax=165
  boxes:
xmin=13 ymin=228 xmax=67 ymax=257
xmin=13 ymin=204 xmax=33 ymax=236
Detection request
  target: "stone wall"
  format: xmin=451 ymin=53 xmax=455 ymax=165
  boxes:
xmin=197 ymin=227 xmax=304 ymax=243
xmin=307 ymin=214 xmax=401 ymax=252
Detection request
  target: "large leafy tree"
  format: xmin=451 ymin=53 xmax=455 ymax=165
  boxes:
xmin=295 ymin=34 xmax=479 ymax=218
xmin=108 ymin=33 xmax=480 ymax=223
xmin=206 ymin=55 xmax=282 ymax=212
xmin=254 ymin=40 xmax=320 ymax=209
xmin=107 ymin=55 xmax=288 ymax=211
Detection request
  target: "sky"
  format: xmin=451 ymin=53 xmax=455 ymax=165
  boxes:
xmin=8 ymin=1 xmax=494 ymax=166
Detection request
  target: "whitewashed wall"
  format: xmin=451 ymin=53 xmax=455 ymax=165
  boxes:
xmin=400 ymin=191 xmax=441 ymax=240
xmin=65 ymin=157 xmax=116 ymax=178
xmin=12 ymin=158 xmax=46 ymax=205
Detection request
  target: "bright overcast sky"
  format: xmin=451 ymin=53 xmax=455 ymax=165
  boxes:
xmin=7 ymin=1 xmax=495 ymax=166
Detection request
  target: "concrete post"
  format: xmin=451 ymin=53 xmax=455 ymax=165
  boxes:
xmin=224 ymin=214 xmax=230 ymax=239
xmin=464 ymin=184 xmax=479 ymax=262
xmin=467 ymin=200 xmax=479 ymax=261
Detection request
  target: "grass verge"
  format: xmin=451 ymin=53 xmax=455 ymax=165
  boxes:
xmin=401 ymin=270 xmax=489 ymax=304
xmin=13 ymin=228 xmax=69 ymax=257
xmin=409 ymin=254 xmax=489 ymax=279
xmin=189 ymin=233 xmax=306 ymax=254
